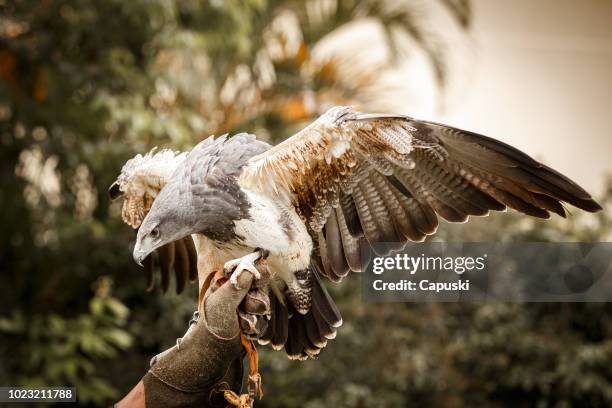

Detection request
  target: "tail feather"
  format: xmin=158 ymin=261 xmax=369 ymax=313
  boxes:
xmin=286 ymin=313 xmax=323 ymax=360
xmin=270 ymin=295 xmax=288 ymax=350
xmin=258 ymin=263 xmax=342 ymax=360
xmin=312 ymin=308 xmax=337 ymax=340
xmin=284 ymin=316 xmax=305 ymax=360
xmin=304 ymin=312 xmax=328 ymax=348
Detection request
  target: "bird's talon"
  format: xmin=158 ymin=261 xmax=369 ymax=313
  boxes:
xmin=230 ymin=277 xmax=242 ymax=290
xmin=224 ymin=251 xmax=264 ymax=289
xmin=176 ymin=337 xmax=182 ymax=350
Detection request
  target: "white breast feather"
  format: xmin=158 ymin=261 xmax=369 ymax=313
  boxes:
xmin=234 ymin=189 xmax=312 ymax=273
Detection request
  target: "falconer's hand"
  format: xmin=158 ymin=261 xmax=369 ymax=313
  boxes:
xmin=116 ymin=270 xmax=255 ymax=408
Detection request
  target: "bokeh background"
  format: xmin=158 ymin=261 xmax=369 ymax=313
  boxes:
xmin=1 ymin=1 xmax=611 ymax=406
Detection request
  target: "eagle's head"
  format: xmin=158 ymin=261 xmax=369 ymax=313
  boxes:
xmin=132 ymin=180 xmax=196 ymax=266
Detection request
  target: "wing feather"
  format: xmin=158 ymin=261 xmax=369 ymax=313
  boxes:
xmin=240 ymin=106 xmax=601 ymax=283
xmin=334 ymin=207 xmax=362 ymax=272
xmin=316 ymin=230 xmax=341 ymax=283
xmin=324 ymin=210 xmax=350 ymax=278
xmin=173 ymin=239 xmax=190 ymax=294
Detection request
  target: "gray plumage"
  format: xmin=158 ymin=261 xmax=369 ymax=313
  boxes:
xmin=138 ymin=133 xmax=270 ymax=246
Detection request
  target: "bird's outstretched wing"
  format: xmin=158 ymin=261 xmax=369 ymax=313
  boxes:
xmin=240 ymin=106 xmax=602 ymax=282
xmin=109 ymin=149 xmax=198 ymax=293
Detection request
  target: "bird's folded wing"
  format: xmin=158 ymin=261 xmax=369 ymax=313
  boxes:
xmin=139 ymin=236 xmax=198 ymax=294
xmin=239 ymin=106 xmax=601 ymax=282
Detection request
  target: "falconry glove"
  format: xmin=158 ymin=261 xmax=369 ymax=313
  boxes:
xmin=144 ymin=272 xmax=254 ymax=407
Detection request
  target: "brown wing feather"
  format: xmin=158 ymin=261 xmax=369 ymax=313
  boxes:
xmin=334 ymin=207 xmax=362 ymax=272
xmin=182 ymin=236 xmax=199 ymax=282
xmin=324 ymin=210 xmax=350 ymax=278
xmin=173 ymin=239 xmax=190 ymax=294
xmin=240 ymin=106 xmax=602 ymax=283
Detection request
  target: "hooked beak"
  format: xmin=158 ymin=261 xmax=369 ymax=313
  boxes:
xmin=108 ymin=181 xmax=123 ymax=200
xmin=133 ymin=241 xmax=151 ymax=267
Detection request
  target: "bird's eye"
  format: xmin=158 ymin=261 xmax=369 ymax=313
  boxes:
xmin=150 ymin=227 xmax=160 ymax=239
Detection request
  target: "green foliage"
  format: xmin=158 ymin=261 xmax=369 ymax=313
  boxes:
xmin=0 ymin=277 xmax=132 ymax=405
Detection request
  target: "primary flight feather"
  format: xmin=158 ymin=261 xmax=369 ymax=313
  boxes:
xmin=123 ymin=106 xmax=602 ymax=360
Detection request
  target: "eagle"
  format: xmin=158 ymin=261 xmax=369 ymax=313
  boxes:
xmin=113 ymin=106 xmax=601 ymax=360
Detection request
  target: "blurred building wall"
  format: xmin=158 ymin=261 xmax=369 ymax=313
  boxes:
xmin=441 ymin=0 xmax=612 ymax=194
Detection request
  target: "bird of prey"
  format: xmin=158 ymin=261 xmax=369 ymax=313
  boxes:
xmin=123 ymin=106 xmax=602 ymax=360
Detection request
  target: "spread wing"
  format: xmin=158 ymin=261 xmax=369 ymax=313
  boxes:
xmin=109 ymin=149 xmax=198 ymax=294
xmin=240 ymin=106 xmax=602 ymax=282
